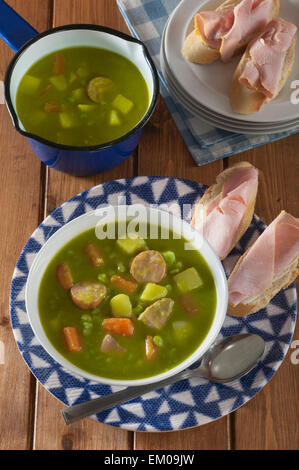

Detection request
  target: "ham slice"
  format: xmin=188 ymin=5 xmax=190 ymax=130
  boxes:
xmin=229 ymin=212 xmax=299 ymax=306
xmin=239 ymin=18 xmax=297 ymax=98
xmin=195 ymin=166 xmax=258 ymax=259
xmin=195 ymin=10 xmax=234 ymax=49
xmin=195 ymin=0 xmax=276 ymax=62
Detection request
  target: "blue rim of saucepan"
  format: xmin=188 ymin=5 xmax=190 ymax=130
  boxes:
xmin=4 ymin=24 xmax=160 ymax=152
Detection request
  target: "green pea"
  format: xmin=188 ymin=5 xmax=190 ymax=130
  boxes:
xmin=153 ymin=336 xmax=163 ymax=347
xmin=162 ymin=251 xmax=176 ymax=267
xmin=117 ymin=262 xmax=126 ymax=273
xmin=133 ymin=304 xmax=143 ymax=315
xmin=174 ymin=261 xmax=183 ymax=270
xmin=81 ymin=314 xmax=92 ymax=322
xmin=97 ymin=273 xmax=108 ymax=283
xmin=83 ymin=328 xmax=92 ymax=336
xmin=170 ymin=268 xmax=180 ymax=275
xmin=91 ymin=307 xmax=101 ymax=315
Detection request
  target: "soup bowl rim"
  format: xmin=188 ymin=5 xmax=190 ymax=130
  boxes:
xmin=4 ymin=23 xmax=159 ymax=152
xmin=25 ymin=205 xmax=228 ymax=387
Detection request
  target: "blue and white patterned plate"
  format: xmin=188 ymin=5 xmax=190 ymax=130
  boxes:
xmin=10 ymin=177 xmax=297 ymax=432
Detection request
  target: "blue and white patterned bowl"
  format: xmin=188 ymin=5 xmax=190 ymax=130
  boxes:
xmin=10 ymin=177 xmax=297 ymax=431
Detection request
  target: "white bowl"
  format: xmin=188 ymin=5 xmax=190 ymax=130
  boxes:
xmin=25 ymin=205 xmax=228 ymax=386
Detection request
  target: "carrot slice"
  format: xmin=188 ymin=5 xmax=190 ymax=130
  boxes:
xmin=85 ymin=243 xmax=104 ymax=267
xmin=38 ymin=83 xmax=53 ymax=97
xmin=145 ymin=335 xmax=158 ymax=361
xmin=44 ymin=102 xmax=61 ymax=113
xmin=63 ymin=327 xmax=82 ymax=352
xmin=110 ymin=275 xmax=137 ymax=293
xmin=56 ymin=262 xmax=73 ymax=290
xmin=180 ymin=294 xmax=200 ymax=317
xmin=53 ymin=52 xmax=66 ymax=74
xmin=102 ymin=318 xmax=134 ymax=336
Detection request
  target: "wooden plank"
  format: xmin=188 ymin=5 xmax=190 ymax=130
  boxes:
xmin=136 ymin=97 xmax=223 ymax=183
xmin=0 ymin=0 xmax=52 ymax=450
xmin=33 ymin=0 xmax=134 ymax=450
xmin=135 ymin=96 xmax=230 ymax=448
xmin=227 ymin=135 xmax=299 ymax=449
xmin=33 ymin=0 xmax=228 ymax=448
xmin=134 ymin=422 xmax=231 ymax=450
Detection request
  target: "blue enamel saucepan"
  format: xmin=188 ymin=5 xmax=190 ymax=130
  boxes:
xmin=0 ymin=0 xmax=159 ymax=176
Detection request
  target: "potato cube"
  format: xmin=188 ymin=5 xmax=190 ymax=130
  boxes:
xmin=173 ymin=267 xmax=203 ymax=293
xmin=172 ymin=321 xmax=192 ymax=341
xmin=140 ymin=283 xmax=168 ymax=302
xmin=110 ymin=294 xmax=132 ymax=318
xmin=49 ymin=75 xmax=68 ymax=91
xmin=110 ymin=110 xmax=121 ymax=126
xmin=21 ymin=75 xmax=41 ymax=94
xmin=116 ymin=236 xmax=146 ymax=255
xmin=77 ymin=104 xmax=97 ymax=112
xmin=59 ymin=112 xmax=77 ymax=129
xmin=112 ymin=94 xmax=134 ymax=114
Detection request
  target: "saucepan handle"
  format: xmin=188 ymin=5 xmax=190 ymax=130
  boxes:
xmin=0 ymin=0 xmax=38 ymax=52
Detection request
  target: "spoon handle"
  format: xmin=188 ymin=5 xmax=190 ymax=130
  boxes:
xmin=61 ymin=368 xmax=195 ymax=425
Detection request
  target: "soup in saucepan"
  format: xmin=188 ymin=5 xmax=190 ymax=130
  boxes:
xmin=16 ymin=47 xmax=149 ymax=147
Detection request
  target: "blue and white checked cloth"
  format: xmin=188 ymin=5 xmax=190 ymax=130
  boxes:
xmin=117 ymin=0 xmax=298 ymax=166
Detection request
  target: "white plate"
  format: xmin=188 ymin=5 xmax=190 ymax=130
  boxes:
xmin=161 ymin=17 xmax=299 ymax=131
xmin=161 ymin=28 xmax=299 ymax=132
xmin=164 ymin=73 xmax=299 ymax=134
xmin=165 ymin=0 xmax=299 ymax=123
xmin=162 ymin=54 xmax=299 ymax=134
xmin=162 ymin=49 xmax=299 ymax=134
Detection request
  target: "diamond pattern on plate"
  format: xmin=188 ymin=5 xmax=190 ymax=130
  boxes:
xmin=10 ymin=177 xmax=297 ymax=432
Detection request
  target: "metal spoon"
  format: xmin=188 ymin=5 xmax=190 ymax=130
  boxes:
xmin=61 ymin=334 xmax=265 ymax=425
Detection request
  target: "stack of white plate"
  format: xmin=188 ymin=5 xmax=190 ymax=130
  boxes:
xmin=160 ymin=0 xmax=299 ymax=135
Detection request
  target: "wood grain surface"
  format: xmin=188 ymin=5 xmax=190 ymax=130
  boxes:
xmin=0 ymin=0 xmax=298 ymax=450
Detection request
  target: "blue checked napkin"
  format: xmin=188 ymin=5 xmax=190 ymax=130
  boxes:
xmin=117 ymin=0 xmax=298 ymax=166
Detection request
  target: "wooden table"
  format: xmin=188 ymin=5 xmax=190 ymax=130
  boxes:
xmin=0 ymin=0 xmax=298 ymax=451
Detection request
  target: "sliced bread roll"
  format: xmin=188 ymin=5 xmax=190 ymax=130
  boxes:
xmin=191 ymin=162 xmax=259 ymax=260
xmin=182 ymin=0 xmax=280 ymax=65
xmin=230 ymin=18 xmax=297 ymax=114
xmin=228 ymin=211 xmax=299 ymax=316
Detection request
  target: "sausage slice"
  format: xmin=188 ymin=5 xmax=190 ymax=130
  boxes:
xmin=130 ymin=250 xmax=167 ymax=283
xmin=101 ymin=334 xmax=126 ymax=355
xmin=70 ymin=282 xmax=107 ymax=310
xmin=87 ymin=77 xmax=113 ymax=103
xmin=138 ymin=298 xmax=174 ymax=330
